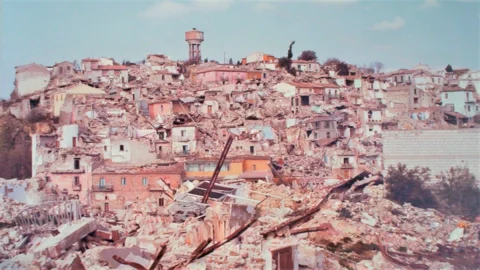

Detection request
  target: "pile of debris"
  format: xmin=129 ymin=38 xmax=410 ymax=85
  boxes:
xmin=0 ymin=196 xmax=24 ymax=224
xmin=0 ymin=175 xmax=479 ymax=269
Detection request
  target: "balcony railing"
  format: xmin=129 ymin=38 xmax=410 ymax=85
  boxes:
xmin=91 ymin=185 xmax=114 ymax=192
xmin=72 ymin=184 xmax=82 ymax=191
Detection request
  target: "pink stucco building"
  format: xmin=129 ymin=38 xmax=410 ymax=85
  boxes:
xmin=149 ymin=100 xmax=173 ymax=119
xmin=195 ymin=67 xmax=248 ymax=84
xmin=45 ymin=155 xmax=95 ymax=205
xmin=81 ymin=58 xmax=128 ymax=84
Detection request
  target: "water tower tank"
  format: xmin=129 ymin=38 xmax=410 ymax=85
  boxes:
xmin=185 ymin=28 xmax=204 ymax=61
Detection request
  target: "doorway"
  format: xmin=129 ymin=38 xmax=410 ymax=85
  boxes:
xmin=271 ymin=246 xmax=294 ymax=270
xmin=104 ymin=202 xmax=109 ymax=212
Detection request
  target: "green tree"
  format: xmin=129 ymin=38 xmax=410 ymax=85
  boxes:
xmin=385 ymin=164 xmax=438 ymax=209
xmin=435 ymin=167 xmax=480 ymax=217
xmin=445 ymin=64 xmax=453 ymax=73
xmin=229 ymin=58 xmax=233 ymax=65
xmin=324 ymin=58 xmax=341 ymax=66
xmin=278 ymin=57 xmax=291 ymax=69
xmin=336 ymin=62 xmax=350 ymax=76
xmin=298 ymin=50 xmax=317 ymax=61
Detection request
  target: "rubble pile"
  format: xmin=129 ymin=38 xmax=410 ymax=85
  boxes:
xmin=0 ymin=196 xmax=24 ymax=224
xmin=0 ymin=175 xmax=478 ymax=269
xmin=1 ymin=45 xmax=479 ymax=269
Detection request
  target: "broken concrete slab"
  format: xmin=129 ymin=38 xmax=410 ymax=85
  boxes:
xmin=56 ymin=253 xmax=86 ymax=270
xmin=31 ymin=218 xmax=96 ymax=259
xmin=94 ymin=226 xmax=121 ymax=241
xmin=447 ymin=227 xmax=464 ymax=242
xmin=98 ymin=246 xmax=153 ymax=269
xmin=361 ymin=212 xmax=377 ymax=227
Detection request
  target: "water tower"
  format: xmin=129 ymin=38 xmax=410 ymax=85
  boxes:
xmin=185 ymin=28 xmax=204 ymax=61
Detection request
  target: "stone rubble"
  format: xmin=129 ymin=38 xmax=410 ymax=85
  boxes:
xmin=1 ymin=48 xmax=479 ymax=269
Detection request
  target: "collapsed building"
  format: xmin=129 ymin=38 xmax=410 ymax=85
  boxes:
xmin=1 ymin=28 xmax=480 ymax=268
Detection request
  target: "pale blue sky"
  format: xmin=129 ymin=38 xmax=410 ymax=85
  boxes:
xmin=1 ymin=0 xmax=479 ymax=98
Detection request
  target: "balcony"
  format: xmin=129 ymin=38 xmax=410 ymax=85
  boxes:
xmin=366 ymin=119 xmax=382 ymax=123
xmin=341 ymin=163 xmax=353 ymax=169
xmin=91 ymin=185 xmax=114 ymax=192
xmin=72 ymin=184 xmax=82 ymax=191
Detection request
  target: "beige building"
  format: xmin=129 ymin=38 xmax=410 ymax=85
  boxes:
xmin=384 ymin=84 xmax=434 ymax=118
xmin=53 ymin=83 xmax=105 ymax=117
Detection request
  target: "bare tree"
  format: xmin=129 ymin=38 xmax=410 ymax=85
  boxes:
xmin=373 ymin=61 xmax=384 ymax=74
xmin=73 ymin=60 xmax=81 ymax=71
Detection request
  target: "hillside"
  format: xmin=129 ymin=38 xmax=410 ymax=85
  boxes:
xmin=0 ymin=114 xmax=32 ymax=179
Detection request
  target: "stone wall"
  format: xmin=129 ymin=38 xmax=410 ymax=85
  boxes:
xmin=383 ymin=129 xmax=480 ymax=178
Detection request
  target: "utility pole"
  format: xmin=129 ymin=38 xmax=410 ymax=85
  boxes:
xmin=224 ymin=52 xmax=226 ymax=64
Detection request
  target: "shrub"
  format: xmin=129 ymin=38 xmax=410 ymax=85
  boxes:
xmin=435 ymin=167 xmax=480 ymax=217
xmin=26 ymin=108 xmax=48 ymax=123
xmin=385 ymin=164 xmax=438 ymax=209
xmin=278 ymin=57 xmax=291 ymax=69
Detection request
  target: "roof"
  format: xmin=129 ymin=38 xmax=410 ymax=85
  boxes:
xmin=185 ymin=156 xmax=269 ymax=164
xmin=453 ymin=69 xmax=470 ymax=77
xmin=386 ymin=85 xmax=412 ymax=91
xmin=444 ymin=111 xmax=468 ymax=118
xmin=82 ymin=58 xmax=100 ymax=62
xmin=306 ymin=115 xmax=334 ymax=122
xmin=63 ymin=83 xmax=106 ymax=95
xmin=290 ymin=82 xmax=339 ymax=89
xmin=391 ymin=69 xmax=416 ymax=75
xmin=154 ymin=70 xmax=175 ymax=75
xmin=413 ymin=106 xmax=443 ymax=113
xmin=178 ymin=97 xmax=197 ymax=103
xmin=442 ymin=85 xmax=476 ymax=93
xmin=92 ymin=164 xmax=183 ymax=174
xmin=96 ymin=65 xmax=128 ymax=70
xmin=148 ymin=98 xmax=173 ymax=105
xmin=291 ymin=60 xmax=320 ymax=64
xmin=53 ymin=61 xmax=74 ymax=66
xmin=15 ymin=63 xmax=48 ymax=73
xmin=187 ymin=181 xmax=236 ymax=200
xmin=196 ymin=66 xmax=248 ymax=73
xmin=238 ymin=170 xmax=273 ymax=179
